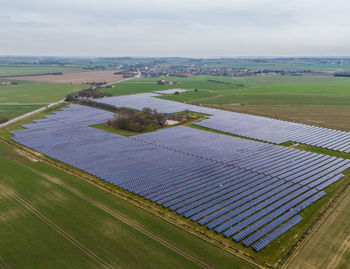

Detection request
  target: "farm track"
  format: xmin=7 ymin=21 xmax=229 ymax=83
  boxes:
xmin=3 ymin=154 xmax=213 ymax=269
xmin=0 ymin=183 xmax=114 ymax=269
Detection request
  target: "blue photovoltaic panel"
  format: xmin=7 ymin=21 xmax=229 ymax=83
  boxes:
xmin=253 ymin=216 xmax=303 ymax=252
xmin=10 ymin=101 xmax=350 ymax=252
xmin=95 ymin=93 xmax=350 ymax=152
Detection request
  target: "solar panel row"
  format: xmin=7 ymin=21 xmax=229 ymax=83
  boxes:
xmin=96 ymin=92 xmax=350 ymax=152
xmin=253 ymin=216 xmax=303 ymax=251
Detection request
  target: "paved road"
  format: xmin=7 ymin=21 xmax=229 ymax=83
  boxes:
xmin=0 ymin=99 xmax=65 ymax=129
xmin=103 ymin=69 xmax=141 ymax=86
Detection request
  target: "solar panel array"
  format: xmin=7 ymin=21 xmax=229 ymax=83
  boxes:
xmin=11 ymin=104 xmax=350 ymax=252
xmin=97 ymin=92 xmax=350 ymax=152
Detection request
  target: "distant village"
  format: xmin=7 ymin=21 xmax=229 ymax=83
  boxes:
xmin=120 ymin=64 xmax=326 ymax=78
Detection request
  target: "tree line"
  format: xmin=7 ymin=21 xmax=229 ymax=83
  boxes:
xmin=65 ymin=87 xmax=112 ymax=101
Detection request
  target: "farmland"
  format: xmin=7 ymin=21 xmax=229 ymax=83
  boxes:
xmin=207 ymin=105 xmax=350 ymax=132
xmin=12 ymin=70 xmax=125 ymax=84
xmin=0 ymin=104 xmax=44 ymax=121
xmin=102 ymin=75 xmax=350 ymax=131
xmin=0 ymin=140 xmax=255 ymax=269
xmin=0 ymin=66 xmax=130 ymax=121
xmin=0 ymin=66 xmax=81 ymax=77
xmin=286 ymin=175 xmax=350 ymax=269
xmin=0 ymin=80 xmax=86 ymax=121
xmin=4 ymin=92 xmax=350 ymax=267
xmin=0 ymin=80 xmax=86 ymax=104
xmin=104 ymin=74 xmax=348 ymax=96
xmin=3 ymin=59 xmax=350 ymax=269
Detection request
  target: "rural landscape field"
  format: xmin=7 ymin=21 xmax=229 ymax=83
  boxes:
xmin=1 ymin=55 xmax=350 ymax=269
xmin=2 ymin=0 xmax=350 ymax=268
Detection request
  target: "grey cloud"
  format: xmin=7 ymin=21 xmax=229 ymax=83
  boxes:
xmin=0 ymin=0 xmax=349 ymax=56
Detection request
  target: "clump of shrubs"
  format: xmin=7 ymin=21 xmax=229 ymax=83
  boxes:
xmin=108 ymin=107 xmax=164 ymax=132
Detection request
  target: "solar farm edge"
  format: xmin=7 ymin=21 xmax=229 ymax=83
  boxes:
xmin=0 ymin=137 xmax=266 ymax=269
xmin=1 ymin=138 xmax=348 ymax=267
xmin=7 ymin=103 xmax=350 ymax=260
xmin=190 ymin=124 xmax=350 ymax=162
xmin=1 ymin=140 xmax=262 ymax=269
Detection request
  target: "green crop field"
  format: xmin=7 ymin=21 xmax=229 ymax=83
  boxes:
xmin=0 ymin=104 xmax=44 ymax=121
xmin=0 ymin=80 xmax=86 ymax=121
xmin=105 ymin=75 xmax=350 ymax=98
xmin=0 ymin=80 xmax=86 ymax=104
xmin=0 ymin=140 xmax=257 ymax=269
xmin=0 ymin=66 xmax=81 ymax=76
xmin=191 ymin=93 xmax=350 ymax=106
xmin=103 ymin=75 xmax=350 ymax=131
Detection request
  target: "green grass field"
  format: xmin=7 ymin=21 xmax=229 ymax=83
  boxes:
xmin=0 ymin=66 xmax=81 ymax=76
xmin=192 ymin=93 xmax=350 ymax=106
xmin=0 ymin=104 xmax=44 ymax=121
xmin=0 ymin=80 xmax=85 ymax=120
xmin=0 ymin=140 xmax=256 ymax=269
xmin=103 ymin=75 xmax=350 ymax=131
xmin=104 ymin=75 xmax=350 ymax=104
xmin=154 ymin=75 xmax=350 ymax=105
xmin=0 ymin=80 xmax=86 ymax=104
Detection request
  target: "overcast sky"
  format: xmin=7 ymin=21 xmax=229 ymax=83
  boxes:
xmin=1 ymin=0 xmax=349 ymax=57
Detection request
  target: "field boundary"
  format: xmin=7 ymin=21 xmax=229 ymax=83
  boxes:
xmin=0 ymin=137 xmax=266 ymax=269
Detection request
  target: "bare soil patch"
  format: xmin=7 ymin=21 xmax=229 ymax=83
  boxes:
xmin=11 ymin=70 xmax=125 ymax=84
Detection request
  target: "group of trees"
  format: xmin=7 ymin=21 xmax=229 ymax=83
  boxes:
xmin=65 ymin=87 xmax=112 ymax=101
xmin=108 ymin=107 xmax=164 ymax=132
xmin=71 ymin=99 xmax=121 ymax=112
